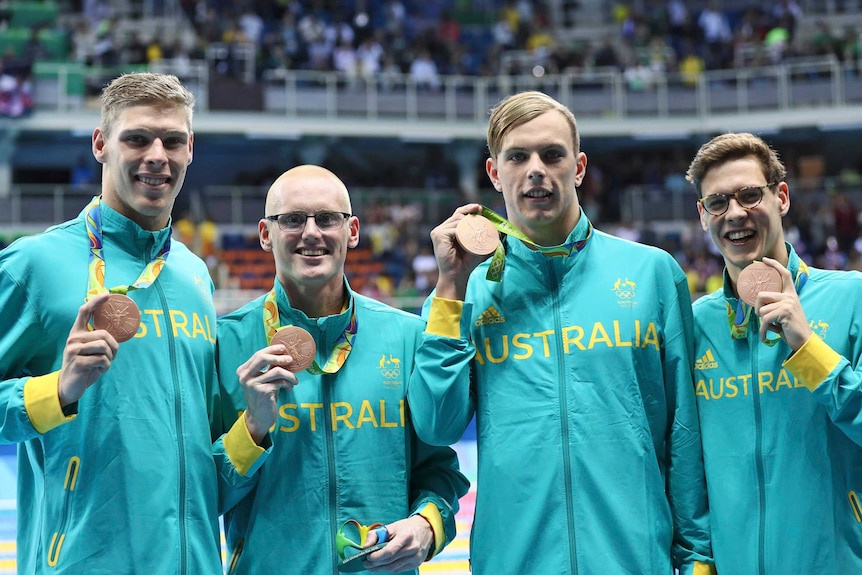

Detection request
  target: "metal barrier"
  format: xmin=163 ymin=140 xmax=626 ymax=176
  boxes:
xmin=27 ymin=56 xmax=862 ymax=122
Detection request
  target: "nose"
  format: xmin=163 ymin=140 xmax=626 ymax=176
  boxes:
xmin=301 ymin=215 xmax=322 ymax=238
xmin=724 ymin=195 xmax=749 ymax=220
xmin=145 ymin=139 xmax=169 ymax=167
xmin=527 ymin=156 xmax=545 ymax=183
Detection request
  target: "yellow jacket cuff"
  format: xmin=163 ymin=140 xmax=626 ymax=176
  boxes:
xmin=224 ymin=412 xmax=266 ymax=476
xmin=692 ymin=561 xmax=716 ymax=575
xmin=24 ymin=372 xmax=73 ymax=434
xmin=415 ymin=502 xmax=445 ymax=560
xmin=783 ymin=334 xmax=841 ymax=391
xmin=426 ymin=297 xmax=464 ymax=339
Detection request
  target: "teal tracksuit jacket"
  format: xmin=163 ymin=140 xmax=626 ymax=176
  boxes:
xmin=214 ymin=279 xmax=469 ymax=575
xmin=693 ymin=243 xmax=862 ymax=573
xmin=409 ymin=212 xmax=714 ymax=574
xmin=0 ymin=200 xmax=222 ymax=574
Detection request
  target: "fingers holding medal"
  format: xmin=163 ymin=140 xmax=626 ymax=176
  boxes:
xmin=737 ymin=261 xmax=783 ymax=307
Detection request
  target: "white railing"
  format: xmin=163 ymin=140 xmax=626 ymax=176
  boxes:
xmin=28 ymin=56 xmax=862 ymax=121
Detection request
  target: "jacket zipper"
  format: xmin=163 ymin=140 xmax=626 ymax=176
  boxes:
xmin=750 ymin=330 xmax=767 ymax=575
xmin=547 ymin=260 xmax=578 ymax=574
xmin=156 ymin=279 xmax=188 ymax=575
xmin=323 ymin=372 xmax=338 ymax=574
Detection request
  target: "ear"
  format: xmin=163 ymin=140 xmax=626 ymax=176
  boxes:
xmin=573 ymin=151 xmax=587 ymax=187
xmin=188 ymin=131 xmax=194 ymax=165
xmin=259 ymin=219 xmax=272 ymax=252
xmin=696 ymin=201 xmax=709 ymax=231
xmin=486 ymin=157 xmax=502 ymax=192
xmin=92 ymin=127 xmax=107 ymax=164
xmin=347 ymin=215 xmax=360 ymax=249
xmin=776 ymin=181 xmax=790 ymax=217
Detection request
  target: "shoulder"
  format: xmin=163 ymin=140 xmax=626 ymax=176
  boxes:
xmin=1 ymin=220 xmax=83 ymax=272
xmin=218 ymin=294 xmax=267 ymax=331
xmin=353 ymin=293 xmax=425 ymax=328
xmin=692 ymin=289 xmax=725 ymax=314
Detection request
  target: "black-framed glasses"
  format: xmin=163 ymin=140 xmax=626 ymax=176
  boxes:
xmin=265 ymin=211 xmax=352 ymax=231
xmin=698 ymin=182 xmax=776 ymax=216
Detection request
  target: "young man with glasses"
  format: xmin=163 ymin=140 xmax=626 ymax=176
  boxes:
xmin=687 ymin=132 xmax=862 ymax=573
xmin=212 ymin=165 xmax=468 ymax=574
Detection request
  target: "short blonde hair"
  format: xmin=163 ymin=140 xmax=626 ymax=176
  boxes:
xmin=686 ymin=132 xmax=786 ymax=194
xmin=100 ymin=73 xmax=195 ymax=137
xmin=487 ymin=91 xmax=579 ymax=159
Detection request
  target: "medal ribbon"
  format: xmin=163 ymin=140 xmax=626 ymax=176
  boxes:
xmin=476 ymin=206 xmax=593 ymax=282
xmin=263 ymin=289 xmax=357 ymax=375
xmin=84 ymin=196 xmax=171 ymax=300
xmin=726 ymin=258 xmax=809 ymax=346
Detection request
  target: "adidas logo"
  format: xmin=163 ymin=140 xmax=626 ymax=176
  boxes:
xmin=694 ymin=349 xmax=718 ymax=370
xmin=475 ymin=306 xmax=506 ymax=326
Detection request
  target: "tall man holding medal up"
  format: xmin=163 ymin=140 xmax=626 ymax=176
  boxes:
xmin=213 ymin=165 xmax=468 ymax=574
xmin=0 ymin=73 xmax=223 ymax=573
xmin=408 ymin=91 xmax=716 ymax=574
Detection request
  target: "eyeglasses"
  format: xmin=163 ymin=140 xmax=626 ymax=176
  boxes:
xmin=265 ymin=211 xmax=352 ymax=231
xmin=698 ymin=183 xmax=776 ymax=216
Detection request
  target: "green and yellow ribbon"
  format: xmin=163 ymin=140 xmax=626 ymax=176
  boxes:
xmin=84 ymin=196 xmax=171 ymax=299
xmin=263 ymin=289 xmax=356 ymax=375
xmin=474 ymin=206 xmax=593 ymax=282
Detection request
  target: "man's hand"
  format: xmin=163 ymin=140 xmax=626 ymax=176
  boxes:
xmin=363 ymin=515 xmax=434 ymax=572
xmin=755 ymin=256 xmax=813 ymax=350
xmin=235 ymin=344 xmax=300 ymax=443
xmin=57 ymin=294 xmax=120 ymax=407
xmin=431 ymin=203 xmax=489 ymax=300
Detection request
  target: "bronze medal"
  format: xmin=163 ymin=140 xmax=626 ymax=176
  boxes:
xmin=737 ymin=261 xmax=783 ymax=307
xmin=92 ymin=293 xmax=141 ymax=343
xmin=271 ymin=326 xmax=317 ymax=372
xmin=455 ymin=214 xmax=500 ymax=256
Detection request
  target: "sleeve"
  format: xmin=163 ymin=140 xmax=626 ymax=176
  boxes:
xmin=663 ymin=271 xmax=716 ymax=572
xmin=407 ymin=296 xmax=476 ymax=446
xmin=213 ymin=414 xmax=270 ymax=515
xmin=212 ymin=320 xmax=269 ymax=515
xmin=406 ymin=430 xmax=470 ymax=559
xmin=0 ymin=265 xmax=74 ymax=443
xmin=784 ymin=333 xmax=862 ymax=446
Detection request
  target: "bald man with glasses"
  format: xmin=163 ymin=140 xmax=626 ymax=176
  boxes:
xmin=211 ymin=165 xmax=468 ymax=575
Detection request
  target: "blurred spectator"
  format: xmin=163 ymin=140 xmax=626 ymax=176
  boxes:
xmin=0 ymin=58 xmax=33 ymax=118
xmin=410 ymin=49 xmax=441 ymax=90
xmin=71 ymin=155 xmax=98 ymax=187
xmin=697 ymin=0 xmax=733 ymax=69
xmin=832 ymin=192 xmax=859 ymax=254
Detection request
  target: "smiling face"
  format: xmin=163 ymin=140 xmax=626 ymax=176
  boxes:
xmin=92 ymin=104 xmax=193 ymax=231
xmin=697 ymin=156 xmax=789 ymax=282
xmin=486 ymin=109 xmax=587 ymax=246
xmin=260 ymin=166 xmax=359 ymax=312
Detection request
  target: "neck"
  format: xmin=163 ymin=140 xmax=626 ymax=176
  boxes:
xmin=100 ymin=193 xmax=169 ymax=231
xmin=281 ymin=277 xmax=347 ymax=318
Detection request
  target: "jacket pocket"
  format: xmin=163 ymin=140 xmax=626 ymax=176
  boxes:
xmin=227 ymin=538 xmax=244 ymax=574
xmin=849 ymin=490 xmax=862 ymax=523
xmin=47 ymin=456 xmax=80 ymax=567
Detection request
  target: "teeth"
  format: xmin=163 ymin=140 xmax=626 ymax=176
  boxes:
xmin=525 ymin=189 xmax=549 ymax=198
xmin=139 ymin=176 xmax=167 ymax=185
xmin=300 ymin=249 xmax=326 ymax=256
xmin=728 ymin=230 xmax=752 ymax=241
